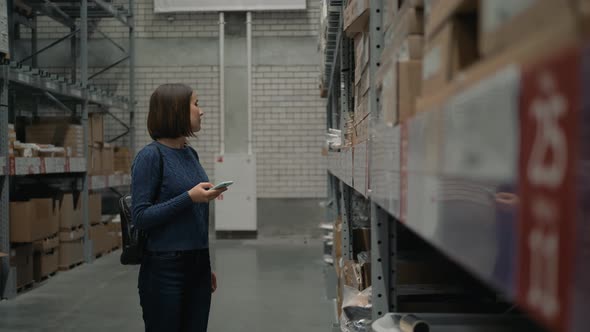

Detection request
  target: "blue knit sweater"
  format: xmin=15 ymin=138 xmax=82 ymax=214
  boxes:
xmin=131 ymin=142 xmax=209 ymax=251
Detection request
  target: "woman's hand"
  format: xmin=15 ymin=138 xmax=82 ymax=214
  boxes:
xmin=211 ymin=272 xmax=217 ymax=293
xmin=188 ymin=183 xmax=227 ymax=203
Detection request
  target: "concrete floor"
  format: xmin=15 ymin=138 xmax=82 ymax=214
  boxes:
xmin=0 ymin=238 xmax=333 ymax=332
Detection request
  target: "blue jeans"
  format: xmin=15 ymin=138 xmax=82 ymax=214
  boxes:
xmin=139 ymin=249 xmax=212 ymax=332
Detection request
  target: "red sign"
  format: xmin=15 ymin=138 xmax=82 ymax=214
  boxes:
xmin=400 ymin=123 xmax=408 ymax=223
xmin=518 ymin=46 xmax=580 ymax=332
xmin=39 ymin=158 xmax=47 ymax=174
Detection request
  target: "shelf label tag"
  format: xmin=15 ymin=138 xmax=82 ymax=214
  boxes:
xmin=518 ymin=46 xmax=580 ymax=332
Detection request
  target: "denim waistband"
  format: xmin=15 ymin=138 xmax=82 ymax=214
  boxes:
xmin=145 ymin=248 xmax=208 ymax=257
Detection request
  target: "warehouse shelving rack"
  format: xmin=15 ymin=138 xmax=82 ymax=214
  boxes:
xmin=324 ymin=1 xmax=589 ymax=331
xmin=0 ymin=0 xmax=135 ymax=299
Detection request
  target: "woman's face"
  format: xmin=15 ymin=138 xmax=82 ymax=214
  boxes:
xmin=190 ymin=91 xmax=203 ymax=132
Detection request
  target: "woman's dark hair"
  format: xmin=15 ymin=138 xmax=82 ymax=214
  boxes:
xmin=148 ymin=83 xmax=194 ymax=140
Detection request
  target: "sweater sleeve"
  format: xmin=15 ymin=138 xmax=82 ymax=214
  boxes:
xmin=131 ymin=147 xmax=194 ymax=231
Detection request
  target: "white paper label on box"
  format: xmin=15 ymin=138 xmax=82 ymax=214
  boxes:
xmin=441 ymin=65 xmax=520 ymax=181
xmin=423 ymin=46 xmax=442 ymax=80
xmin=481 ymin=0 xmax=537 ymax=33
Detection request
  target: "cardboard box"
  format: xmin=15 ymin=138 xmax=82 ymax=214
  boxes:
xmin=90 ymin=223 xmax=110 ymax=256
xmin=36 ymin=198 xmax=59 ymax=237
xmin=10 ymin=199 xmax=58 ymax=243
xmin=479 ymin=0 xmax=580 ymax=57
xmin=89 ymin=113 xmax=104 ymax=144
xmin=360 ymin=262 xmax=371 ymax=289
xmin=390 ymin=4 xmax=425 ymax=39
xmin=377 ymin=59 xmax=398 ymax=125
xmin=354 ymin=33 xmax=370 ymax=85
xmin=59 ymin=227 xmax=85 ymax=242
xmin=9 ymin=201 xmax=38 ymax=242
xmin=33 ymin=235 xmax=59 ymax=253
xmin=398 ymin=35 xmax=424 ymax=61
xmin=342 ymin=260 xmax=363 ymax=290
xmin=377 ymin=59 xmax=422 ymax=125
xmin=399 ymin=60 xmax=422 ymax=122
xmin=10 ymin=244 xmax=34 ymax=288
xmin=344 ymin=0 xmax=370 ymax=36
xmin=353 ymin=113 xmax=370 ymax=145
xmin=89 ymin=193 xmax=102 ymax=225
xmin=101 ymin=144 xmax=114 ymax=175
xmin=383 ymin=0 xmax=400 ymax=32
xmin=425 ymin=0 xmax=477 ymax=40
xmin=34 ymin=249 xmax=58 ymax=281
xmin=355 ymin=66 xmax=370 ymax=98
xmin=59 ymin=194 xmax=83 ymax=230
xmin=88 ymin=145 xmax=102 ymax=175
xmin=114 ymin=146 xmax=132 ymax=173
xmin=353 ymin=228 xmax=371 ymax=258
xmin=422 ymin=17 xmax=478 ymax=96
xmin=26 ymin=123 xmax=84 ymax=157
xmin=58 ymin=240 xmax=84 ymax=268
xmin=417 ymin=12 xmax=581 ymax=116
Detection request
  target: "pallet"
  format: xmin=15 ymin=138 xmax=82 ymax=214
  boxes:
xmin=36 ymin=271 xmax=58 ymax=283
xmin=94 ymin=249 xmax=113 ymax=259
xmin=17 ymin=281 xmax=35 ymax=293
xmin=58 ymin=261 xmax=83 ymax=271
xmin=60 ymin=225 xmax=84 ymax=232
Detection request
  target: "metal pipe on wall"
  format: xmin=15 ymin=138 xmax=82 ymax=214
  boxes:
xmin=128 ymin=0 xmax=136 ymax=154
xmin=219 ymin=12 xmax=225 ymax=156
xmin=246 ymin=11 xmax=252 ymax=155
xmin=80 ymin=0 xmax=92 ymax=264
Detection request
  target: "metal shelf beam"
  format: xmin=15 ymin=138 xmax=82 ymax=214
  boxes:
xmin=8 ymin=63 xmax=129 ymax=110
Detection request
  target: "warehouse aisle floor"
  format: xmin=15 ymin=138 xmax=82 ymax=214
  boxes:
xmin=0 ymin=238 xmax=332 ymax=332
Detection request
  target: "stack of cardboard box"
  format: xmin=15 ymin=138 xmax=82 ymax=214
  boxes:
xmin=88 ymin=193 xmax=112 ymax=257
xmin=344 ymin=0 xmax=371 ymax=145
xmin=416 ymin=0 xmax=589 ymax=114
xmin=88 ymin=113 xmax=115 ymax=175
xmin=106 ymin=221 xmax=123 ymax=250
xmin=9 ymin=198 xmax=59 ymax=288
xmin=58 ymin=193 xmax=84 ymax=270
xmin=333 ymin=217 xmax=372 ymax=319
xmin=377 ymin=0 xmax=424 ymax=125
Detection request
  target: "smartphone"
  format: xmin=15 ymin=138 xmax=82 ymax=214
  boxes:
xmin=211 ymin=181 xmax=234 ymax=190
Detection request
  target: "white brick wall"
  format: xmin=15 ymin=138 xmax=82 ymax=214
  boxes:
xmin=252 ymin=0 xmax=320 ymax=37
xmin=253 ymin=65 xmax=326 ymax=198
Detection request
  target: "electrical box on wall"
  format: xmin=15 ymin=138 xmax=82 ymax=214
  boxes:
xmin=154 ymin=0 xmax=306 ymax=12
xmin=214 ymin=153 xmax=257 ymax=237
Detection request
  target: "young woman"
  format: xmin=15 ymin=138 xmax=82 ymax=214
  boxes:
xmin=131 ymin=83 xmax=226 ymax=332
